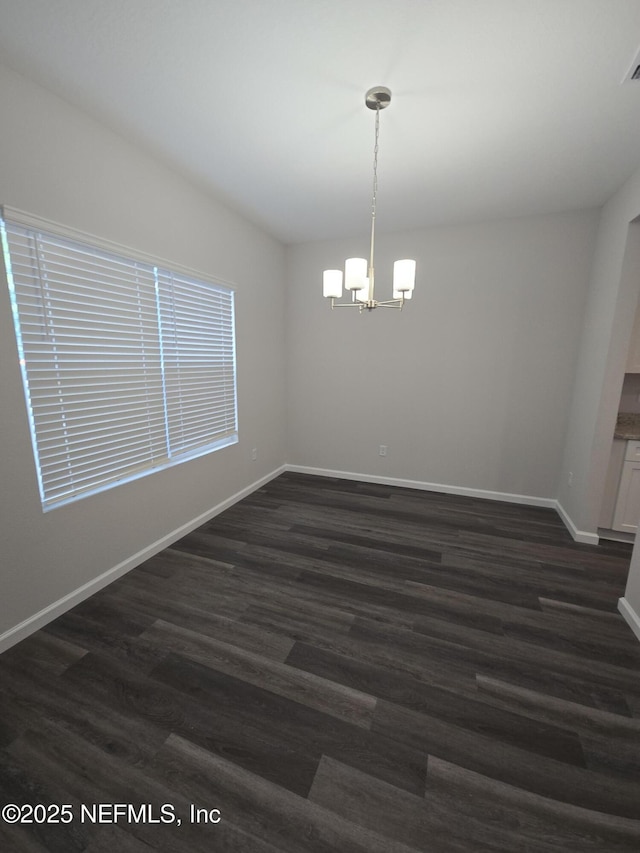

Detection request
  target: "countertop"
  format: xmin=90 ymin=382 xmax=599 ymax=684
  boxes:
xmin=614 ymin=412 xmax=640 ymax=440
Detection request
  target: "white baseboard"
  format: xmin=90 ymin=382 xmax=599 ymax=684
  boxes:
xmin=286 ymin=465 xmax=603 ymax=544
xmin=554 ymin=500 xmax=600 ymax=545
xmin=285 ymin=464 xmax=558 ymax=508
xmin=0 ymin=465 xmax=286 ymax=655
xmin=618 ymin=597 xmax=640 ymax=643
xmin=597 ymin=528 xmax=635 ymax=544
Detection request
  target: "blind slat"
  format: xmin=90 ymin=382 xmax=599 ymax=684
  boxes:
xmin=2 ymin=214 xmax=237 ymax=510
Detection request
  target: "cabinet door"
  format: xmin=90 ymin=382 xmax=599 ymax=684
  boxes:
xmin=612 ymin=461 xmax=640 ymax=532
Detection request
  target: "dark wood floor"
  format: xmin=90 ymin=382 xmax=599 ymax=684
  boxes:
xmin=1 ymin=472 xmax=640 ymax=852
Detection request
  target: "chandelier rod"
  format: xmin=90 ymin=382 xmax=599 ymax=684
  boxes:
xmin=368 ymin=101 xmax=380 ymax=298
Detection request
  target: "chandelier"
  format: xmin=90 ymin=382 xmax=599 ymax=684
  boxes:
xmin=323 ymin=86 xmax=416 ymax=311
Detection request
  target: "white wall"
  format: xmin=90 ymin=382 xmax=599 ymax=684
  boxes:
xmin=0 ymin=64 xmax=287 ymax=645
xmin=555 ymin=162 xmax=640 ymax=630
xmin=286 ymin=210 xmax=598 ymax=500
xmin=557 ymin=194 xmax=640 ymax=539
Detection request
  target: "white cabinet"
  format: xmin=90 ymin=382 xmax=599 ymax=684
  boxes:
xmin=622 ymin=439 xmax=640 ymax=462
xmin=612 ymin=441 xmax=640 ymax=532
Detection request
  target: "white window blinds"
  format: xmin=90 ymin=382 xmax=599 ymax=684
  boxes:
xmin=157 ymin=270 xmax=237 ymax=457
xmin=1 ymin=210 xmax=237 ymax=511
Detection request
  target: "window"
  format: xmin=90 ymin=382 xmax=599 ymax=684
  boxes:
xmin=1 ymin=207 xmax=237 ymax=511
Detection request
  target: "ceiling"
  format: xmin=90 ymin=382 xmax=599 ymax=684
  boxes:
xmin=1 ymin=0 xmax=640 ymax=244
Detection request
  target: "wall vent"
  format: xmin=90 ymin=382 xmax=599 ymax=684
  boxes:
xmin=622 ymin=46 xmax=640 ymax=83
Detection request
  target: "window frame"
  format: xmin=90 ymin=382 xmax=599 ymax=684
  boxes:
xmin=1 ymin=206 xmax=238 ymax=512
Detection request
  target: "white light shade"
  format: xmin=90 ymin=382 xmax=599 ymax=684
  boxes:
xmin=393 ymin=259 xmax=416 ymax=292
xmin=393 ymin=286 xmax=412 ymax=300
xmin=323 ymin=269 xmax=343 ymax=298
xmin=345 ymin=257 xmax=368 ymax=291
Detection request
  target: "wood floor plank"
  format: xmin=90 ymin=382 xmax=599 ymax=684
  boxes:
xmin=425 ymin=755 xmax=640 ymax=852
xmin=0 ymin=658 xmax=169 ymax=766
xmin=299 ymin=564 xmax=545 ymax=610
xmin=309 ymin=754 xmax=566 ymax=853
xmin=0 ymin=747 xmax=91 ymax=853
xmin=82 ymin=825 xmax=160 ymax=852
xmin=139 ymin=609 xmax=295 ymax=663
xmin=477 ymin=658 xmax=635 ymax=716
xmin=308 ymin=755 xmax=474 ymax=853
xmin=581 ymin=733 xmax=640 ymax=781
xmin=5 ymin=720 xmax=217 ymax=853
xmin=151 ymin=652 xmax=426 ymax=797
xmin=285 ymin=641 xmax=586 ymax=764
xmin=438 ymin=551 xmax=625 ymax=611
xmin=176 ymin=556 xmax=419 ymax=630
xmin=475 ymin=674 xmax=640 ymax=737
xmin=147 ymin=733 xmax=422 ymax=853
xmin=0 ymin=820 xmax=60 ymax=853
xmin=139 ymin=619 xmax=375 ymax=728
xmin=409 ymin=611 xmax=640 ymax=695
xmin=539 ymin=596 xmax=629 ymax=620
xmin=290 ymin=521 xmax=443 ymax=562
xmin=99 ymin=576 xmax=251 ymax=629
xmin=0 ymin=630 xmax=87 ymax=677
xmin=1 ymin=471 xmax=638 ymax=851
xmin=239 ymin=596 xmax=357 ymax=646
xmin=373 ymin=699 xmax=640 ymax=819
xmin=277 ymin=610 xmax=483 ymax=693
